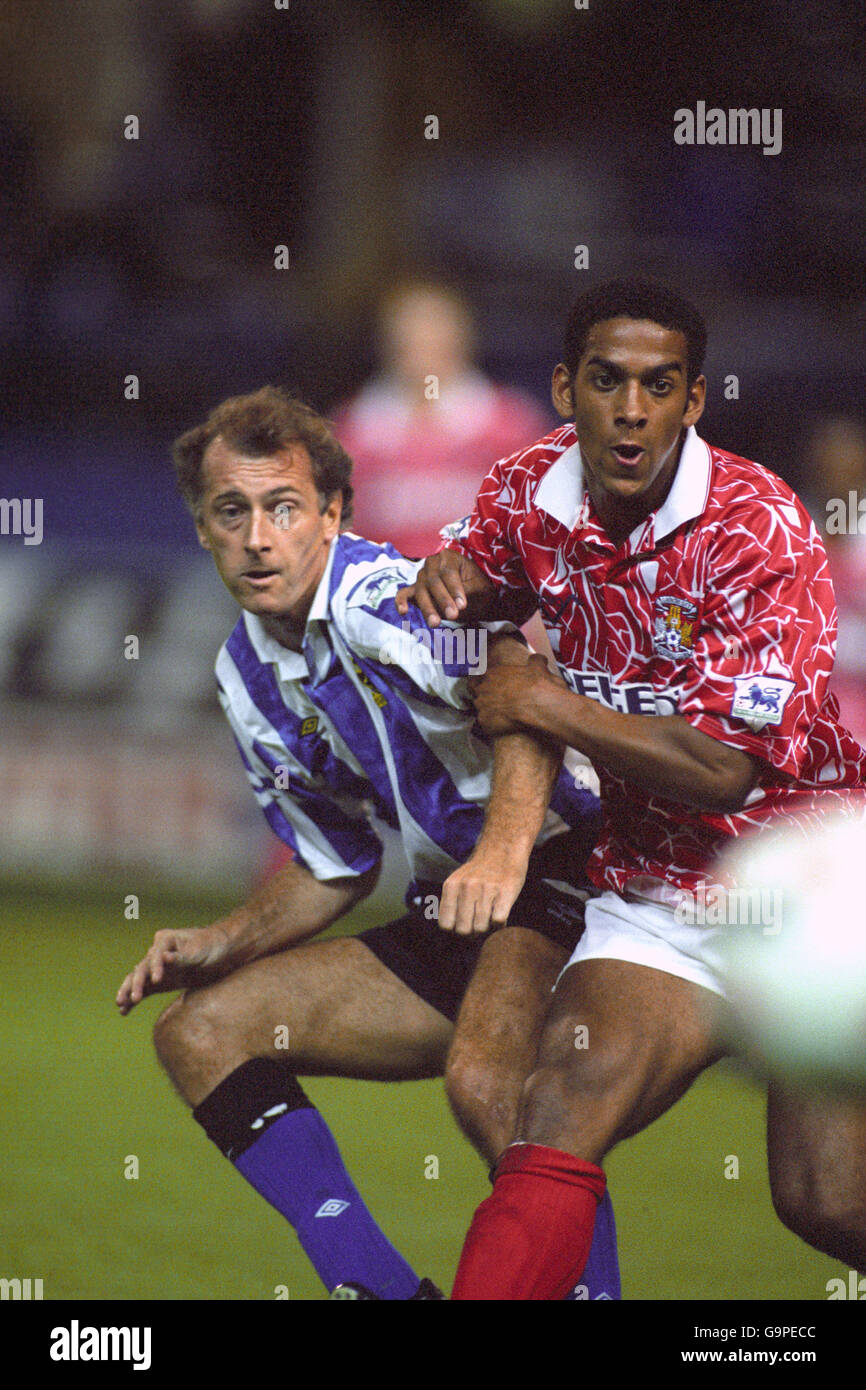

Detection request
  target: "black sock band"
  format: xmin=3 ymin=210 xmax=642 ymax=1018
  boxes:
xmin=192 ymin=1057 xmax=314 ymax=1160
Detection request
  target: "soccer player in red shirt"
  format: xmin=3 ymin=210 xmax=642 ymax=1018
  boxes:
xmin=334 ymin=281 xmax=550 ymax=557
xmin=399 ymin=279 xmax=866 ymax=1299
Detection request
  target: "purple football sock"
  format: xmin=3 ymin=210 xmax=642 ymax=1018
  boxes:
xmin=567 ymin=1189 xmax=622 ymax=1300
xmin=194 ymin=1059 xmax=419 ymax=1299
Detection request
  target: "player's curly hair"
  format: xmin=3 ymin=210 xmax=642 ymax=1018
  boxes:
xmin=563 ymin=279 xmax=707 ymax=384
xmin=172 ymin=386 xmax=354 ymax=526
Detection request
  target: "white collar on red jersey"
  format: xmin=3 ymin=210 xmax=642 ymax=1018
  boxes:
xmin=649 ymin=427 xmax=713 ymax=542
xmin=532 ymin=437 xmax=585 ymax=529
xmin=533 ymin=425 xmax=712 ymax=543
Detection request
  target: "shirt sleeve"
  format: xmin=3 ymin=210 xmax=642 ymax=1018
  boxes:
xmin=446 ymin=454 xmax=533 ymax=594
xmin=219 ymin=688 xmax=383 ymax=882
xmin=339 ymin=555 xmax=520 ymax=709
xmin=678 ymin=496 xmax=838 ymax=778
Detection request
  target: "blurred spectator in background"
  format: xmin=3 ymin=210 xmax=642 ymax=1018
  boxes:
xmin=334 ymin=282 xmax=551 ymax=557
xmin=803 ymin=416 xmax=866 ymax=747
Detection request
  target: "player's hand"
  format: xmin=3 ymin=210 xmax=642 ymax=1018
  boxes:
xmin=396 ymin=550 xmax=493 ymax=627
xmin=115 ymin=925 xmax=231 ymax=1015
xmin=471 ymin=653 xmax=564 ymax=736
xmin=437 ymin=848 xmax=529 ymax=935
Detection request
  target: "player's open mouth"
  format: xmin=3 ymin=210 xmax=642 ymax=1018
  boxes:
xmin=610 ymin=444 xmax=645 ymax=468
xmin=243 ymin=569 xmax=280 ymax=584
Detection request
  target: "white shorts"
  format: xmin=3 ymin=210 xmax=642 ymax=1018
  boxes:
xmin=560 ymin=889 xmax=729 ymax=998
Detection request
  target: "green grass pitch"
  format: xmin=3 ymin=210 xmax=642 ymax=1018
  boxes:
xmin=0 ymin=878 xmax=846 ymax=1302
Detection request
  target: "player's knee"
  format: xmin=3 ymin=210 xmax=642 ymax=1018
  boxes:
xmin=519 ymin=1030 xmax=639 ymax=1155
xmin=772 ymin=1179 xmax=866 ymax=1266
xmin=153 ymin=989 xmax=225 ymax=1080
xmin=535 ymin=1015 xmax=638 ymax=1100
xmin=444 ymin=1053 xmax=519 ymax=1155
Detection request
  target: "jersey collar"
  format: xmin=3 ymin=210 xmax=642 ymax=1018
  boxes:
xmin=240 ymin=538 xmax=339 ymax=680
xmin=646 ymin=427 xmax=712 ymax=543
xmin=532 ymin=437 xmax=585 ymax=529
xmin=533 ymin=426 xmax=712 ymax=545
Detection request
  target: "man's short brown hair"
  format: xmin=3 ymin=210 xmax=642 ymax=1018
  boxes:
xmin=173 ymin=386 xmax=354 ymax=525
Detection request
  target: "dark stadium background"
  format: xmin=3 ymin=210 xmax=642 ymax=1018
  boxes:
xmin=1 ymin=0 xmax=863 ymax=1305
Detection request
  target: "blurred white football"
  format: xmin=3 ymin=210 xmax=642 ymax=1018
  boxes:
xmin=717 ymin=814 xmax=866 ymax=1090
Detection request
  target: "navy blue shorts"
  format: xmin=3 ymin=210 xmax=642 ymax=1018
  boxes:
xmin=357 ymin=827 xmax=596 ymax=1022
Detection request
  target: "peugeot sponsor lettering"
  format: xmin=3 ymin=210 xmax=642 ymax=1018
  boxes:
xmin=559 ymin=667 xmax=679 ymax=717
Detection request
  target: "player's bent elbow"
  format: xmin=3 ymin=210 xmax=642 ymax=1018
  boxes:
xmin=701 ymin=781 xmax=753 ymax=815
xmin=695 ymin=753 xmax=762 ymax=815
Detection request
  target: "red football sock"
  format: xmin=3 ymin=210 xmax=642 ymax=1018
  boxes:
xmin=451 ymin=1142 xmax=606 ymax=1301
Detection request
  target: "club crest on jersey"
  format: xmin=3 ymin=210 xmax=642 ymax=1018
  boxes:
xmin=439 ymin=515 xmax=471 ymax=543
xmin=358 ymin=568 xmax=405 ymax=603
xmin=730 ymin=674 xmax=795 ymax=730
xmin=653 ymin=596 xmax=697 ymax=660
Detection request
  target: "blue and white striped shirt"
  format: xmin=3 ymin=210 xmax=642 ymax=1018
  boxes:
xmin=215 ymin=533 xmax=598 ymax=888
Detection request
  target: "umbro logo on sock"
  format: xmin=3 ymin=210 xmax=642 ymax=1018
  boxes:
xmin=315 ymin=1199 xmax=350 ymax=1218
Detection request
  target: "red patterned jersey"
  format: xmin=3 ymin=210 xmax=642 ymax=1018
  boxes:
xmin=449 ymin=423 xmax=866 ymax=897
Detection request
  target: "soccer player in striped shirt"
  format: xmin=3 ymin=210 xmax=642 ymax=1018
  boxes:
xmin=115 ymin=386 xmax=618 ymax=1300
xmin=401 ymin=279 xmax=866 ymax=1299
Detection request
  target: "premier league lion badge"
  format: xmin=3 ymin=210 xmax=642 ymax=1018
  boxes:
xmin=730 ymin=674 xmax=796 ymax=731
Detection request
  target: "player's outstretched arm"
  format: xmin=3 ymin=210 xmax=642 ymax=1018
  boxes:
xmin=396 ymin=549 xmax=497 ymax=627
xmin=472 ymin=657 xmax=762 ymax=813
xmin=438 ymin=641 xmax=564 ymax=935
xmin=115 ymin=858 xmax=378 ymax=1014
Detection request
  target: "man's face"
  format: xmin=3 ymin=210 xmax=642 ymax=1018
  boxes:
xmin=552 ymin=317 xmax=705 ymax=523
xmin=195 ymin=437 xmax=341 ymax=635
xmin=382 ymin=288 xmax=472 ymax=389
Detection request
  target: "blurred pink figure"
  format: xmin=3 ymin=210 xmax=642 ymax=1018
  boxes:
xmin=335 ymin=282 xmax=551 ymax=557
xmin=807 ymin=416 xmax=866 ymax=746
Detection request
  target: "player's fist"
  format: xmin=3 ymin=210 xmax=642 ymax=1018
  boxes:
xmin=115 ymin=925 xmax=230 ymax=1015
xmin=438 ymin=851 xmax=528 ymax=935
xmin=471 ymin=653 xmax=561 ymax=736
